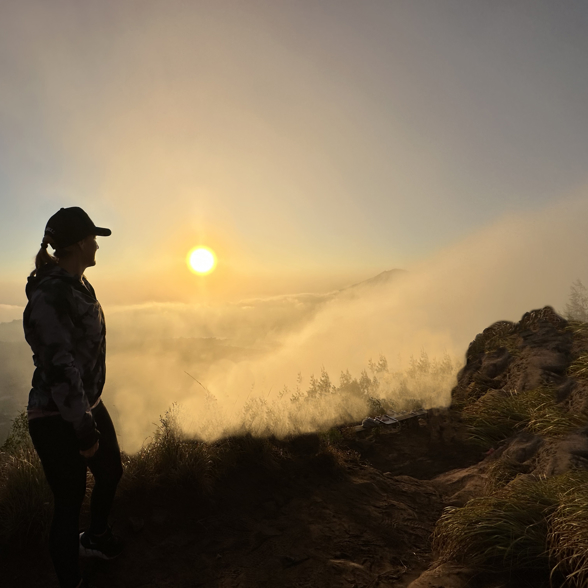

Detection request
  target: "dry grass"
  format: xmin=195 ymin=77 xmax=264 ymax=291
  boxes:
xmin=434 ymin=471 xmax=588 ymax=586
xmin=483 ymin=457 xmax=522 ymax=493
xmin=120 ymin=405 xmax=217 ymax=496
xmin=433 ymin=475 xmax=559 ymax=571
xmin=0 ymin=449 xmax=53 ymax=545
xmin=0 ymin=412 xmax=52 ymax=545
xmin=548 ymin=474 xmax=588 ymax=587
xmin=564 ymin=320 xmax=588 ymax=340
xmin=435 ymin=474 xmax=585 ymax=570
xmin=568 ymin=353 xmax=588 ymax=382
xmin=462 ymin=387 xmax=586 ymax=448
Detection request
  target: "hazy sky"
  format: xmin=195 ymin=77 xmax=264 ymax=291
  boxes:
xmin=1 ymin=0 xmax=588 ymax=306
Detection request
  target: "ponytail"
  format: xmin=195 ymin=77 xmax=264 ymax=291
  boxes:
xmin=30 ymin=236 xmax=58 ymax=278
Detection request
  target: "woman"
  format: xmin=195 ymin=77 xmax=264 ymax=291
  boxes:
xmin=24 ymin=207 xmax=123 ymax=588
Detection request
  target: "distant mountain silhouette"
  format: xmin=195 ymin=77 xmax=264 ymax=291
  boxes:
xmin=341 ymin=269 xmax=408 ymax=293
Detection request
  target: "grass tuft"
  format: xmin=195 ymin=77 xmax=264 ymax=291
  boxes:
xmin=433 ymin=474 xmax=579 ymax=572
xmin=462 ymin=387 xmax=586 ymax=448
xmin=434 ymin=472 xmax=588 ymax=585
xmin=568 ymin=353 xmax=588 ymax=382
xmin=565 ymin=320 xmax=588 ymax=339
xmin=548 ymin=475 xmax=588 ymax=587
xmin=483 ymin=457 xmax=523 ymax=493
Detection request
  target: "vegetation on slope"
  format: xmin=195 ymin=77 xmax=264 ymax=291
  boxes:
xmin=462 ymin=386 xmax=587 ymax=447
xmin=433 ymin=471 xmax=588 ymax=587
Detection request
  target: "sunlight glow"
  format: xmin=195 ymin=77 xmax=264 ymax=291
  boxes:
xmin=187 ymin=247 xmax=216 ymax=274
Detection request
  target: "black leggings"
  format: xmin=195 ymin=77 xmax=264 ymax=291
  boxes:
xmin=29 ymin=401 xmax=123 ymax=588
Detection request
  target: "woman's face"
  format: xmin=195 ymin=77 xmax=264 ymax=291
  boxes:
xmin=80 ymin=235 xmax=99 ymax=267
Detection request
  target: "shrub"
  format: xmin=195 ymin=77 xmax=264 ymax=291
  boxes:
xmin=121 ymin=405 xmax=214 ymax=495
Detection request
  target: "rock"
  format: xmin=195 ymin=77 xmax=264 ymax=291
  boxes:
xmin=543 ymin=433 xmax=588 ymax=476
xmin=431 ymin=464 xmax=487 ymax=506
xmin=501 ymin=432 xmax=544 ymax=464
xmin=407 ymin=563 xmax=476 ymax=588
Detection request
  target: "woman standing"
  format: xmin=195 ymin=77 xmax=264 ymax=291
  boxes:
xmin=24 ymin=207 xmax=123 ymax=588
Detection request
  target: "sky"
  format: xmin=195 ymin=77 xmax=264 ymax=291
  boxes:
xmin=2 ymin=1 xmax=588 ymax=446
xmin=1 ymin=0 xmax=587 ymax=306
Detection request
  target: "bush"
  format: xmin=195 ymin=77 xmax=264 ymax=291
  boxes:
xmin=121 ymin=405 xmax=215 ymax=495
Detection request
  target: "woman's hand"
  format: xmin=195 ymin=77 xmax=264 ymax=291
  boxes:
xmin=80 ymin=440 xmax=99 ymax=458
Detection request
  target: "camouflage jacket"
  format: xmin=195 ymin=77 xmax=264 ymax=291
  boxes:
xmin=24 ymin=265 xmax=106 ymax=450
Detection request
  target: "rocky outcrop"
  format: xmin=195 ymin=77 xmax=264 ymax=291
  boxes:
xmin=410 ymin=307 xmax=588 ymax=588
xmin=453 ymin=307 xmax=575 ymax=404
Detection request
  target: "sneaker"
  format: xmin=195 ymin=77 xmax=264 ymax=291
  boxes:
xmin=79 ymin=527 xmax=123 ymax=560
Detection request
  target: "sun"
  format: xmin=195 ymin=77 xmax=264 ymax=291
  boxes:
xmin=187 ymin=246 xmax=217 ymax=274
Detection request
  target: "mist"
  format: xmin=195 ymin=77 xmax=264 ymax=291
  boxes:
xmin=88 ymin=192 xmax=587 ymax=451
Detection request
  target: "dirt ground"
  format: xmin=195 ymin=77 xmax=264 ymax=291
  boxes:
xmin=1 ymin=420 xmax=485 ymax=588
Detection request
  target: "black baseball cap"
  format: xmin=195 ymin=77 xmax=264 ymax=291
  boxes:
xmin=45 ymin=207 xmax=112 ymax=249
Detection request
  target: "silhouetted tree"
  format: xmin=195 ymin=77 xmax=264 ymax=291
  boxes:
xmin=368 ymin=354 xmax=389 ymax=374
xmin=565 ymin=279 xmax=588 ymax=322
